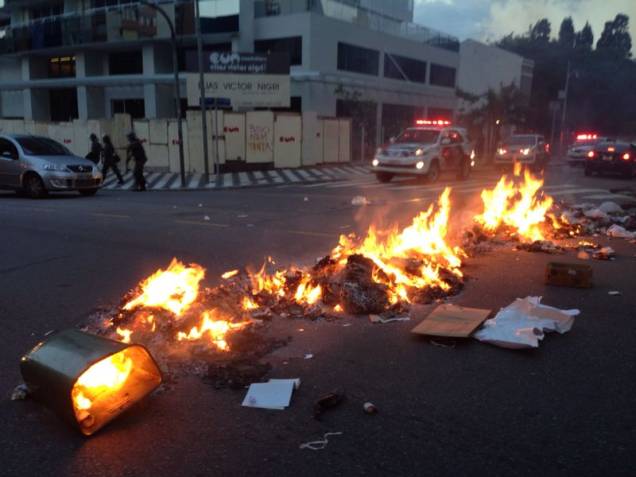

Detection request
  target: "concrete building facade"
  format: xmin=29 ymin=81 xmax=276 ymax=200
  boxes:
xmin=457 ymin=39 xmax=534 ymax=108
xmin=0 ymin=0 xmax=460 ymax=151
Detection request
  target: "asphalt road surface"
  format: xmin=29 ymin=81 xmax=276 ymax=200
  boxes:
xmin=1 ymin=162 xmax=635 ymax=476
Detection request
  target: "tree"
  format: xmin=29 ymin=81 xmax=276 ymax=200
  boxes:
xmin=597 ymin=14 xmax=632 ymax=58
xmin=530 ymin=19 xmax=551 ymax=43
xmin=575 ymin=22 xmax=594 ymax=52
xmin=559 ymin=17 xmax=575 ymax=48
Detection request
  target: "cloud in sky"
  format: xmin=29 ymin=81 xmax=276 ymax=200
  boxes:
xmin=414 ymin=0 xmax=636 ymax=42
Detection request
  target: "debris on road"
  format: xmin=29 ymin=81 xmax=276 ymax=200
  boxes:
xmin=351 ymin=195 xmax=371 ymax=206
xmin=242 ymin=378 xmax=300 ymax=410
xmin=11 ymin=383 xmax=29 ymax=401
xmin=545 ymin=262 xmax=593 ymax=288
xmin=473 ymin=296 xmax=579 ymax=349
xmin=363 ymin=402 xmax=378 ymax=415
xmin=369 ymin=314 xmax=410 ymax=324
xmin=598 ymin=201 xmax=623 ymax=214
xmin=576 ymin=251 xmax=590 ymax=260
xmin=207 ymin=361 xmax=272 ymax=390
xmin=607 ymin=224 xmax=636 ymax=239
xmin=313 ymin=390 xmax=345 ymax=419
xmin=411 ymin=304 xmax=491 ymax=338
xmin=203 ymin=215 xmax=211 ymax=221
xmin=593 ymin=246 xmax=616 ymax=261
xmin=304 ymin=353 xmax=314 ymax=360
xmin=299 ymin=431 xmax=343 ymax=451
xmin=608 ymin=290 xmax=622 ymax=296
xmin=515 ymin=240 xmax=564 ymax=254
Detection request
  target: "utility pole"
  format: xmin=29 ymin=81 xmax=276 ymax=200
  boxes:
xmin=140 ymin=0 xmax=186 ymax=187
xmin=194 ymin=0 xmax=211 ymax=182
xmin=559 ymin=61 xmax=571 ymax=158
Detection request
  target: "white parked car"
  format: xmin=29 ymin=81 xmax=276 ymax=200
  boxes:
xmin=371 ymin=120 xmax=475 ymax=183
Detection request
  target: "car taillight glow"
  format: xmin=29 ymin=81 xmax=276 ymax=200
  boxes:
xmin=622 ymin=153 xmax=630 ymax=161
xmin=587 ymin=151 xmax=595 ymax=158
xmin=608 ymin=146 xmax=616 ymax=152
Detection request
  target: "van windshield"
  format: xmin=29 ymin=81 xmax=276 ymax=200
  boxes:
xmin=17 ymin=137 xmax=70 ymax=156
xmin=395 ymin=129 xmax=440 ymax=144
xmin=503 ymin=136 xmax=538 ymax=146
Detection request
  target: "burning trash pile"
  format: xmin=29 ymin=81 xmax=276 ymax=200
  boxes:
xmin=464 ymin=165 xmax=636 ymax=254
xmin=93 ymin=188 xmax=466 ymax=367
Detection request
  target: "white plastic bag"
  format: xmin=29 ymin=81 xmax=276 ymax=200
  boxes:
xmin=473 ymin=296 xmax=579 ymax=349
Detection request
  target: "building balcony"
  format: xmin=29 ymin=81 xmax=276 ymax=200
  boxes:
xmin=0 ymin=3 xmax=239 ymax=56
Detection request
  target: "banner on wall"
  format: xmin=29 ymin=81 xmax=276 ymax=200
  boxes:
xmin=186 ymin=73 xmax=290 ymax=108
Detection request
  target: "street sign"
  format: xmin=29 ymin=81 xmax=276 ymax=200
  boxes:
xmin=204 ymin=97 xmax=232 ymax=108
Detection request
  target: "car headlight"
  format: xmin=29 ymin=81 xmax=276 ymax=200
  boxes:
xmin=521 ymin=148 xmax=531 ymax=156
xmin=42 ymin=163 xmax=66 ymax=171
xmin=372 ymin=159 xmax=379 ymax=167
xmin=416 ymin=161 xmax=424 ymax=170
xmin=498 ymin=148 xmax=507 ymax=155
xmin=415 ymin=148 xmax=424 ymax=156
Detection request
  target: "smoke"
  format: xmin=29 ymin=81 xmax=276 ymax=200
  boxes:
xmin=415 ymin=0 xmax=636 ymax=41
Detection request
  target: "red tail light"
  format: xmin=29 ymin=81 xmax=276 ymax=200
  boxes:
xmin=545 ymin=143 xmax=550 ymax=152
xmin=623 ymin=153 xmax=630 ymax=161
xmin=587 ymin=151 xmax=595 ymax=158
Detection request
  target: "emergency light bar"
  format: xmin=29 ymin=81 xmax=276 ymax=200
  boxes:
xmin=415 ymin=119 xmax=451 ymax=126
xmin=576 ymin=133 xmax=598 ymax=141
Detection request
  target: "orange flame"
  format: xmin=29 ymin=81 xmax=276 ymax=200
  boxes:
xmin=475 ymin=168 xmax=553 ymax=242
xmin=71 ymin=351 xmax=133 ymax=412
xmin=176 ymin=310 xmax=249 ymax=351
xmin=332 ymin=187 xmax=463 ymax=303
xmin=123 ymin=258 xmax=205 ymax=316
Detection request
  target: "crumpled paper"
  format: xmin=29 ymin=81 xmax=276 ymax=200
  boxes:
xmin=473 ymin=296 xmax=579 ymax=349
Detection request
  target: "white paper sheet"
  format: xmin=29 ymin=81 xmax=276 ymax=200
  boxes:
xmin=241 ymin=379 xmax=300 ymax=410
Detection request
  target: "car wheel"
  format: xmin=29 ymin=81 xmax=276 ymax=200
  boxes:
xmin=427 ymin=160 xmax=440 ymax=183
xmin=456 ymin=156 xmax=471 ymax=181
xmin=24 ymin=173 xmax=48 ymax=199
xmin=79 ymin=188 xmax=99 ymax=196
xmin=376 ymin=172 xmax=394 ymax=183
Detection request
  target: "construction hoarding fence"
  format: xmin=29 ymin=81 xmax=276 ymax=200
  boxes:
xmin=0 ymin=113 xmax=352 ymax=173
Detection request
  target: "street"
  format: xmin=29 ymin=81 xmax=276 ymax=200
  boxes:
xmin=2 ymin=162 xmax=636 ymax=476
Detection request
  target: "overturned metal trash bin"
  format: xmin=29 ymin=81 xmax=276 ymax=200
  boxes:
xmin=20 ymin=329 xmax=162 ymax=436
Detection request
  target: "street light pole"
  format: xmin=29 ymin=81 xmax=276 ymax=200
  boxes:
xmin=194 ymin=0 xmax=211 ymax=181
xmin=140 ymin=0 xmax=186 ymax=187
xmin=559 ymin=60 xmax=571 ymax=158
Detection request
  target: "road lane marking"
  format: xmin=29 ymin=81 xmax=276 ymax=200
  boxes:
xmin=91 ymin=213 xmax=131 ymax=219
xmin=175 ymin=219 xmax=229 ymax=228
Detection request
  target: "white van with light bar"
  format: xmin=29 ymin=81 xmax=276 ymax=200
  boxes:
xmin=371 ymin=120 xmax=475 ymax=183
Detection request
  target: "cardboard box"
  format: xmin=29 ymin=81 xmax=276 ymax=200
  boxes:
xmin=545 ymin=262 xmax=593 ymax=288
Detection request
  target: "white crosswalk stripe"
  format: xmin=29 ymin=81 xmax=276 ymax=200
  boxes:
xmin=98 ymin=165 xmax=634 ymax=205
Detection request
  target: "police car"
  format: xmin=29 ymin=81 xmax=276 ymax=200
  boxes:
xmin=371 ymin=120 xmax=475 ymax=183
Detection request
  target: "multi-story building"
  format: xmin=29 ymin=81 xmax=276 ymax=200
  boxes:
xmin=0 ymin=0 xmax=460 ymax=148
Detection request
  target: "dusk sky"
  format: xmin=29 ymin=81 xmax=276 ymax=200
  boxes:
xmin=414 ymin=0 xmax=636 ymax=42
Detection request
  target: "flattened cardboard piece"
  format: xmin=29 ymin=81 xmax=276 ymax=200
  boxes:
xmin=411 ymin=304 xmax=492 ymax=338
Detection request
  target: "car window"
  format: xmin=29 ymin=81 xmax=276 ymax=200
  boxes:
xmin=16 ymin=137 xmax=70 ymax=156
xmin=0 ymin=138 xmax=18 ymax=159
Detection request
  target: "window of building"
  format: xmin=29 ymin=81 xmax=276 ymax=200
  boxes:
xmin=48 ymin=56 xmax=76 ymax=78
xmin=30 ymin=3 xmax=63 ymax=20
xmin=108 ymin=50 xmax=143 ymax=75
xmin=50 ymin=88 xmax=78 ymax=122
xmin=337 ymin=42 xmax=379 ymax=76
xmin=255 ymin=37 xmax=302 ymax=66
xmin=111 ymin=99 xmax=145 ymax=119
xmin=384 ymin=53 xmax=427 ymax=83
xmin=429 ymin=63 xmax=456 ymax=88
xmin=92 ymin=0 xmax=136 ymax=7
